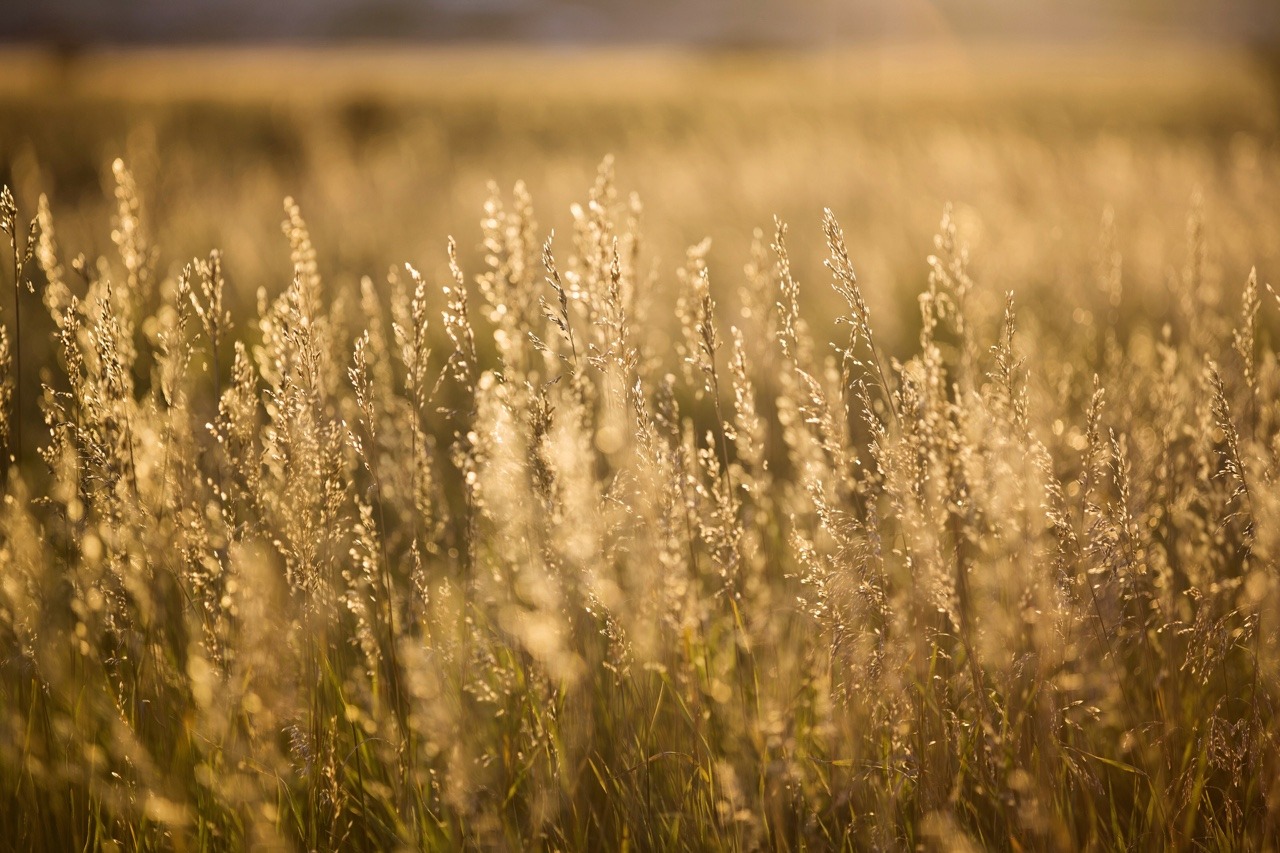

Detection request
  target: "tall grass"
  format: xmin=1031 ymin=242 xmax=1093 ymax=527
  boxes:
xmin=0 ymin=155 xmax=1277 ymax=850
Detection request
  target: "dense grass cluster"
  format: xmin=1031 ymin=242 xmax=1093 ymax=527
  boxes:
xmin=0 ymin=150 xmax=1278 ymax=850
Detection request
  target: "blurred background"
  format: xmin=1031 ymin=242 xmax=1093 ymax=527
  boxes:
xmin=0 ymin=0 xmax=1278 ymax=369
xmin=4 ymin=0 xmax=1279 ymax=48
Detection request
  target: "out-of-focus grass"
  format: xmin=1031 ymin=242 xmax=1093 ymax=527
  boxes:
xmin=1 ymin=44 xmax=1277 ymax=360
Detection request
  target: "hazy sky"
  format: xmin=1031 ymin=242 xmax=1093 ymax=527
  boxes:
xmin=4 ymin=0 xmax=1278 ymax=46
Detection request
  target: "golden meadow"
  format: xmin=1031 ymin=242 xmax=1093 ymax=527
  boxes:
xmin=1 ymin=46 xmax=1280 ymax=849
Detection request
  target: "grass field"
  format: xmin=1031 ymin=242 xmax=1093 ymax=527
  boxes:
xmin=1 ymin=46 xmax=1280 ymax=849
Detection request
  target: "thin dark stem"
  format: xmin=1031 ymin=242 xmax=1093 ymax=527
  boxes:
xmin=11 ymin=233 xmax=21 ymax=472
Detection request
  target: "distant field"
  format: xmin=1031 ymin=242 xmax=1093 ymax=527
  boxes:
xmin=1 ymin=45 xmax=1277 ymax=357
xmin=1 ymin=43 xmax=1271 ymax=106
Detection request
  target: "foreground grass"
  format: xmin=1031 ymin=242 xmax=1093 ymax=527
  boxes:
xmin=0 ymin=146 xmax=1278 ymax=849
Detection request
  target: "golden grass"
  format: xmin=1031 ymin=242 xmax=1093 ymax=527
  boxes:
xmin=0 ymin=48 xmax=1278 ymax=850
